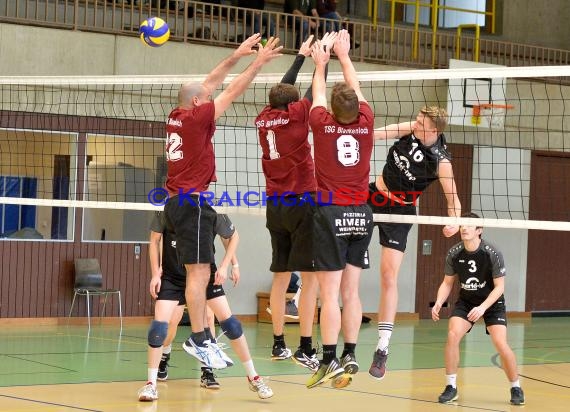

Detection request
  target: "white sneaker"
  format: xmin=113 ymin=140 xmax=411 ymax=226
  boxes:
xmin=206 ymin=340 xmax=234 ymax=367
xmin=182 ymin=338 xmax=227 ymax=369
xmin=138 ymin=382 xmax=158 ymax=402
xmin=248 ymin=376 xmax=274 ymax=399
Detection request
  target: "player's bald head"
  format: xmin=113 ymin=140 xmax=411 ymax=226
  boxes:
xmin=178 ymin=82 xmax=205 ymax=107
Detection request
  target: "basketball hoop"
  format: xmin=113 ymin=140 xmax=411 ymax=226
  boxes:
xmin=471 ymin=103 xmax=514 ymax=128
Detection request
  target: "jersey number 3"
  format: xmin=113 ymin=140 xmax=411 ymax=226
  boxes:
xmin=166 ymin=132 xmax=183 ymax=161
xmin=337 ymin=135 xmax=360 ymax=166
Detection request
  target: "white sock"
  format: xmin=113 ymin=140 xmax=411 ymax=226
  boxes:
xmin=511 ymin=379 xmax=521 ymax=388
xmin=148 ymin=368 xmax=158 ymax=386
xmin=446 ymin=374 xmax=457 ymax=388
xmin=242 ymin=359 xmax=257 ymax=380
xmin=377 ymin=322 xmax=394 ymax=352
xmin=162 ymin=344 xmax=172 ymax=355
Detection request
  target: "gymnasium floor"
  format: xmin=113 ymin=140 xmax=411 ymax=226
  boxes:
xmin=0 ymin=317 xmax=569 ymax=411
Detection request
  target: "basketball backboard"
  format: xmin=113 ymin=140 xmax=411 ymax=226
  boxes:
xmin=447 ymin=59 xmax=510 ymax=129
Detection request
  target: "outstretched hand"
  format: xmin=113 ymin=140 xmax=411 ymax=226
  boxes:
xmin=320 ymin=31 xmax=338 ymax=53
xmin=298 ymin=35 xmax=314 ymax=57
xmin=255 ymin=36 xmax=283 ymax=64
xmin=235 ymin=33 xmax=262 ymax=58
xmin=333 ymin=29 xmax=351 ymax=57
xmin=311 ymin=40 xmax=331 ymax=66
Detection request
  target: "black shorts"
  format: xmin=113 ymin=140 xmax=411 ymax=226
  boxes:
xmin=313 ymin=204 xmax=373 ymax=271
xmin=206 ymin=269 xmax=226 ymax=300
xmin=368 ymin=182 xmax=416 ymax=252
xmin=156 ymin=276 xmax=186 ymax=305
xmin=452 ymin=299 xmax=507 ymax=333
xmin=266 ymin=195 xmax=315 ymax=272
xmin=164 ymin=194 xmax=216 ymax=265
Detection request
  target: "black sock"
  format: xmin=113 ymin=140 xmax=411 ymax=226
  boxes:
xmin=273 ymin=334 xmax=285 ymax=348
xmin=300 ymin=336 xmax=313 ymax=354
xmin=322 ymin=344 xmax=337 ymax=364
xmin=341 ymin=342 xmax=356 ymax=358
xmin=204 ymin=327 xmax=215 ymax=343
xmin=201 ymin=366 xmax=212 ymax=373
xmin=191 ymin=331 xmax=207 ymax=346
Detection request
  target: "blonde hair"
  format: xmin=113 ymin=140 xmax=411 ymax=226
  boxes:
xmin=420 ymin=106 xmax=448 ymax=132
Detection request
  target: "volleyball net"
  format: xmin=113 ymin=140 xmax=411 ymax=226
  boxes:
xmin=0 ymin=63 xmax=569 ymax=240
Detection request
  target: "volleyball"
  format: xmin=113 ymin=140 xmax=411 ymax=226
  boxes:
xmin=139 ymin=17 xmax=170 ymax=47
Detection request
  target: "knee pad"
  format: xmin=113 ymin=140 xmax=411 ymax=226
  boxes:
xmin=220 ymin=315 xmax=243 ymax=340
xmin=148 ymin=320 xmax=168 ymax=348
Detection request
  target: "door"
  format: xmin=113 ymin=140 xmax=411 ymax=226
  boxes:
xmin=526 ymin=151 xmax=570 ymax=311
xmin=415 ymin=143 xmax=473 ymax=319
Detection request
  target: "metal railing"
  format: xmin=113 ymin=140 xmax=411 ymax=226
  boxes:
xmin=0 ymin=0 xmax=568 ymax=69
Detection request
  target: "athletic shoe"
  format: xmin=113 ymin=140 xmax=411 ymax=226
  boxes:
xmin=332 ymin=353 xmax=359 ymax=389
xmin=248 ymin=376 xmax=274 ymax=399
xmin=306 ymin=358 xmax=345 ymax=389
xmin=200 ymin=368 xmax=220 ymax=390
xmin=368 ymin=349 xmax=388 ymax=380
xmin=271 ymin=345 xmax=292 ymax=360
xmin=157 ymin=353 xmax=170 ymax=381
xmin=510 ymin=387 xmax=525 ymax=405
xmin=206 ymin=340 xmax=234 ymax=367
xmin=138 ymin=382 xmax=158 ymax=402
xmin=182 ymin=338 xmax=227 ymax=369
xmin=265 ymin=300 xmax=299 ymax=320
xmin=293 ymin=348 xmax=319 ymax=372
xmin=438 ymin=385 xmax=458 ymax=404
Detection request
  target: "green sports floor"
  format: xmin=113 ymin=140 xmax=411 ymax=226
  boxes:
xmin=0 ymin=317 xmax=569 ymax=411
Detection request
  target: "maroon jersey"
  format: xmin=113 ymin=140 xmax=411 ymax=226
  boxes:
xmin=255 ymin=98 xmax=316 ymax=196
xmin=310 ymin=102 xmax=374 ymax=205
xmin=165 ymin=102 xmax=216 ymax=195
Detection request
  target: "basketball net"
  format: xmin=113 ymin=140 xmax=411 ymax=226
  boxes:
xmin=471 ymin=103 xmax=514 ymax=128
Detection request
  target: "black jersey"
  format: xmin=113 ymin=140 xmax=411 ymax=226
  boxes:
xmin=382 ymin=133 xmax=450 ymax=202
xmin=150 ymin=212 xmax=236 ymax=282
xmin=210 ymin=214 xmax=236 ymax=273
xmin=150 ymin=212 xmax=186 ymax=285
xmin=444 ymin=239 xmax=506 ymax=306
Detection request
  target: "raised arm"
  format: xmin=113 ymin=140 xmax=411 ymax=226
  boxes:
xmin=203 ymin=34 xmax=262 ymax=94
xmin=280 ymin=35 xmax=313 ymax=85
xmin=438 ymin=159 xmax=461 ymax=237
xmin=214 ymin=37 xmax=283 ymax=120
xmin=431 ymin=274 xmax=455 ymax=321
xmin=309 ymin=39 xmax=330 ymax=110
xmin=374 ymin=121 xmax=414 ymax=140
xmin=333 ymin=29 xmax=366 ymax=102
xmin=303 ymin=32 xmax=337 ymax=101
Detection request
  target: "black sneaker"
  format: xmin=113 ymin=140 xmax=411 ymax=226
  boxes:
xmin=293 ymin=348 xmax=319 ymax=372
xmin=438 ymin=385 xmax=458 ymax=404
xmin=331 ymin=352 xmax=360 ymax=389
xmin=157 ymin=353 xmax=170 ymax=381
xmin=510 ymin=387 xmax=525 ymax=405
xmin=200 ymin=368 xmax=220 ymax=390
xmin=271 ymin=346 xmax=292 ymax=360
xmin=368 ymin=349 xmax=388 ymax=380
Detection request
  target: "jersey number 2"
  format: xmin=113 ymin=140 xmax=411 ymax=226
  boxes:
xmin=166 ymin=132 xmax=183 ymax=161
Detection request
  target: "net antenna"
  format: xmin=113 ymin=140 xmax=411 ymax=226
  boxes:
xmin=471 ymin=103 xmax=515 ymax=128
